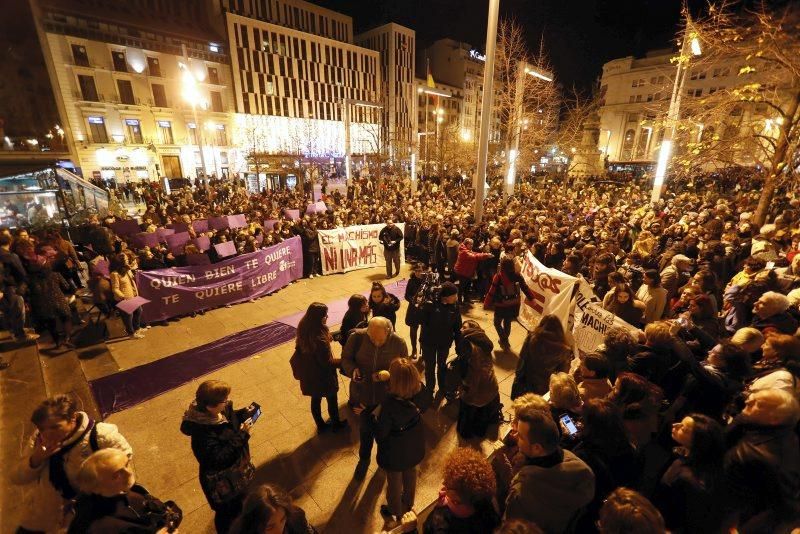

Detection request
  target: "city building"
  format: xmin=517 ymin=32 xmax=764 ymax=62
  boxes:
xmin=31 ymin=0 xmax=236 ymax=183
xmin=597 ymin=48 xmax=741 ymax=170
xmin=414 ymin=77 xmax=463 ymax=174
xmin=419 ymin=38 xmax=501 ymax=145
xmin=355 ymin=23 xmax=416 ymax=160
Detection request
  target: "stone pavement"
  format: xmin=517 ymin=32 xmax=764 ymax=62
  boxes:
xmin=1 ymin=264 xmax=531 ymax=533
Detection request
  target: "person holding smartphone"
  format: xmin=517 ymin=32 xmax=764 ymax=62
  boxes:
xmin=181 ymin=380 xmax=255 ymax=533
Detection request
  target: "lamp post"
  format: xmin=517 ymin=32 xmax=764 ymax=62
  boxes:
xmin=181 ymin=46 xmax=208 ymax=180
xmin=651 ymin=17 xmax=701 ymax=202
xmin=474 ymin=0 xmax=501 ymax=223
xmin=504 ymin=61 xmax=553 ymax=198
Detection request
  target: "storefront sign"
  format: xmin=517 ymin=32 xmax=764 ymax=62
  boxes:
xmin=137 ymin=237 xmax=302 ymax=322
xmin=318 ymin=223 xmax=405 ymax=275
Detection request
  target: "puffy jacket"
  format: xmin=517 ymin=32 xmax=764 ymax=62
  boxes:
xmin=11 ymin=413 xmax=132 ymax=532
xmin=375 ymin=391 xmax=427 ymax=471
xmin=453 ymin=243 xmax=492 ymax=278
xmin=341 ymin=329 xmax=409 ymax=406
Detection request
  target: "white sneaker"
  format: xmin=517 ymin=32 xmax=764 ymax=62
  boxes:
xmin=132 ymin=331 xmax=145 ymax=339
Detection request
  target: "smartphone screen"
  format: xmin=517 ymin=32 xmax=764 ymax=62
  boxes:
xmin=248 ymin=407 xmax=262 ymax=425
xmin=560 ymin=414 xmax=578 ymax=435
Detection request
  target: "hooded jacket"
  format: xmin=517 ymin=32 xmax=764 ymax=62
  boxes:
xmin=375 ymin=389 xmax=428 ymax=471
xmin=180 ymin=401 xmax=251 ymax=508
xmin=504 ymin=448 xmax=595 ymax=534
xmin=11 ymin=413 xmax=132 ymax=532
xmin=457 ymin=327 xmax=499 ymax=407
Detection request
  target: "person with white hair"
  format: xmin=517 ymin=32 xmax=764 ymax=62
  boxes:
xmin=660 ymin=254 xmax=692 ymax=309
xmin=69 ymin=448 xmax=182 ymax=533
xmin=341 ymin=316 xmax=409 ymax=479
xmin=751 ymin=291 xmax=799 ymax=335
xmin=724 ymin=389 xmax=800 ymax=529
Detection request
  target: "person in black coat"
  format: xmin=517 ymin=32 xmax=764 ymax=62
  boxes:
xmin=379 ymin=219 xmax=404 ymax=278
xmin=404 ymin=263 xmax=428 ymax=357
xmin=369 ymin=282 xmax=401 ymax=328
xmin=69 ymin=448 xmax=182 ymax=533
xmin=420 ymin=282 xmax=462 ymax=396
xmin=375 ymin=358 xmax=429 ymax=527
xmin=180 ymin=380 xmax=254 ymax=534
xmin=339 ymin=294 xmax=369 ymax=349
xmin=291 ymin=302 xmax=347 ymax=433
xmin=229 ymin=484 xmax=317 ymax=534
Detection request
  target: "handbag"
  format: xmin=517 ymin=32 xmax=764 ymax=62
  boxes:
xmin=201 ymin=452 xmax=255 ymax=506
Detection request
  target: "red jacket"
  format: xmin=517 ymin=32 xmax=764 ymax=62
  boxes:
xmin=454 ymin=244 xmax=493 ymax=278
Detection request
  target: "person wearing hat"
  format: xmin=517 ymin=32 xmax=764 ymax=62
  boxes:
xmin=660 ymin=254 xmax=692 ymax=312
xmin=420 ymin=281 xmax=462 ymax=398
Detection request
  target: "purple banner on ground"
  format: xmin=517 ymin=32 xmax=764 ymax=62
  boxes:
xmin=136 ymin=237 xmax=303 ymax=322
xmin=192 ymin=219 xmax=209 ymax=233
xmin=110 ymin=219 xmax=140 ymax=237
xmin=214 ymin=241 xmax=237 ymax=258
xmin=131 ymin=232 xmax=160 ymax=249
xmin=193 ymin=236 xmax=211 ymax=251
xmin=228 ymin=214 xmax=247 ymax=229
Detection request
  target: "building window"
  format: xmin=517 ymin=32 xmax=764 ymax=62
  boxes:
xmin=210 ymin=91 xmax=224 ymax=112
xmin=88 ymin=116 xmax=108 ymax=143
xmin=71 ymin=44 xmax=89 ymax=66
xmin=125 ymin=118 xmax=143 ymax=143
xmin=111 ymin=51 xmax=127 ymax=72
xmin=157 ymin=120 xmax=173 ymax=144
xmin=635 ymin=94 xmax=643 ymax=102
xmin=78 ymin=74 xmax=99 ymax=101
xmin=208 ymin=66 xmax=219 ymax=84
xmin=646 ymin=94 xmax=653 ymax=102
xmin=214 ymin=124 xmax=227 ymax=145
xmin=187 ymin=123 xmax=198 ymax=144
xmin=152 ymin=84 xmax=167 ymax=107
xmin=147 ymin=57 xmax=161 ymax=77
xmin=621 ymin=128 xmax=635 ymax=160
xmin=117 ymin=79 xmax=135 ymax=105
xmin=629 ymin=96 xmax=636 ymax=103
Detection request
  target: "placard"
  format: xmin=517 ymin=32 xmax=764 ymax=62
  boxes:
xmin=214 ymin=241 xmax=237 ymax=258
xmin=517 ymin=251 xmax=577 ymax=331
xmin=317 ymin=223 xmax=405 ymax=275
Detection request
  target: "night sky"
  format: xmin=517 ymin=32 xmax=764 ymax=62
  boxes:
xmin=317 ymin=0 xmax=710 ymax=94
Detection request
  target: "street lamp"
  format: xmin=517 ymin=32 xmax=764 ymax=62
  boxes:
xmin=652 ymin=19 xmax=702 ymax=202
xmin=504 ymin=61 xmax=554 ymax=198
xmin=181 ymin=46 xmax=208 ymax=180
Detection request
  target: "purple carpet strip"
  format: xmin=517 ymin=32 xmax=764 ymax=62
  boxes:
xmin=90 ymin=321 xmax=297 ymax=417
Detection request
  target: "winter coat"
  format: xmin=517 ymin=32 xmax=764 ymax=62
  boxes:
xmin=180 ymin=401 xmax=251 ymax=510
xmin=457 ymin=328 xmax=499 ymax=407
xmin=292 ymin=339 xmax=339 ymax=397
xmin=511 ymin=331 xmax=571 ymax=398
xmin=751 ymin=311 xmax=799 ymax=335
xmin=27 ymin=265 xmax=71 ymax=320
xmin=11 ymin=412 xmax=132 ymax=532
xmin=375 ymin=391 xmax=427 ymax=471
xmin=453 ymin=244 xmax=492 ymax=278
xmin=484 ymin=271 xmax=535 ymax=318
xmin=341 ymin=329 xmax=409 ymax=406
xmin=370 ymin=293 xmax=401 ymax=327
xmin=339 ymin=310 xmax=368 ymax=348
xmin=110 ymin=270 xmax=138 ymax=301
xmin=404 ymin=274 xmax=424 ymax=326
xmin=419 ymin=300 xmax=462 ymax=348
xmin=504 ymin=449 xmax=595 ymax=534
xmin=378 ymin=225 xmax=404 ymax=251
xmin=652 ymin=455 xmax=725 ymax=533
xmin=445 ymin=239 xmax=459 ymax=272
xmin=68 ymin=484 xmax=180 ymax=534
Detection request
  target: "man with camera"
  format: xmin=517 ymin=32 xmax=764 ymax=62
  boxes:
xmin=341 ymin=316 xmax=409 ymax=479
xmin=419 ymin=282 xmax=462 ymax=399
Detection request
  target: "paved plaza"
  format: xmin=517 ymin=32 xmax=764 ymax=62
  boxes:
xmin=0 ymin=264 xmax=527 ymax=533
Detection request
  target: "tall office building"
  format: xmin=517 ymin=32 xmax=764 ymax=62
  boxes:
xmin=356 ymin=23 xmax=416 ymax=160
xmin=32 ymin=0 xmax=236 ymax=182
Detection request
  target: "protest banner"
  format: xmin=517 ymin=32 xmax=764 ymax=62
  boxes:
xmin=228 ymin=214 xmax=247 ymax=228
xmin=571 ymin=279 xmax=642 ymax=356
xmin=317 ymin=223 xmax=405 ymax=275
xmin=155 ymin=228 xmax=175 ymax=242
xmin=306 ymin=201 xmax=327 ymax=214
xmin=192 ymin=236 xmax=211 ymax=251
xmin=284 ymin=209 xmax=300 ymax=221
xmin=209 ymin=216 xmax=229 ymax=230
xmin=518 ymin=251 xmax=577 ymax=331
xmin=214 ymin=241 xmax=237 ymax=258
xmin=264 ymin=219 xmax=278 ymax=230
xmin=136 ymin=236 xmax=303 ymax=322
xmin=192 ymin=219 xmax=209 ymax=233
xmin=168 ymin=222 xmax=189 ymax=233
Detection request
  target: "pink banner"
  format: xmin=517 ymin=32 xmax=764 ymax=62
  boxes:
xmin=209 ymin=216 xmax=229 ymax=230
xmin=284 ymin=209 xmax=300 ymax=221
xmin=156 ymin=228 xmax=175 ymax=242
xmin=192 ymin=219 xmax=209 ymax=233
xmin=214 ymin=241 xmax=237 ymax=258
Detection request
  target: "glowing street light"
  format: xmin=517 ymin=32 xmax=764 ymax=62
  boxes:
xmin=181 ymin=46 xmax=208 ymax=179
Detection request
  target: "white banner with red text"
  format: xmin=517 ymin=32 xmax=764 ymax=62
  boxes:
xmin=318 ymin=223 xmax=406 ymax=275
xmin=518 ymin=251 xmax=578 ymax=331
xmin=571 ymin=279 xmax=642 ymax=356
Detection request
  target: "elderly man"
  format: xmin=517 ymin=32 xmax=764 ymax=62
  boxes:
xmin=341 ymin=316 xmax=409 ymax=478
xmin=379 ymin=219 xmax=404 ymax=278
xmin=752 ymin=291 xmax=799 ymax=335
xmin=660 ymin=254 xmax=692 ymax=310
xmin=725 ymin=389 xmax=800 ymax=529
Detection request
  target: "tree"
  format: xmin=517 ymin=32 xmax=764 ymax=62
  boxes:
xmin=553 ymin=88 xmax=604 ymax=175
xmin=663 ymin=2 xmax=800 ymax=225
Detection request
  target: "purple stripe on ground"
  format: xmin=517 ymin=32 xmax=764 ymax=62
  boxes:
xmin=90 ymin=321 xmax=297 ymax=417
xmin=277 ymin=278 xmax=409 ymax=328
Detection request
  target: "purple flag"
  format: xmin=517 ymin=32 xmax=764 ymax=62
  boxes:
xmin=110 ymin=219 xmax=140 ymax=237
xmin=228 ymin=214 xmax=247 ymax=229
xmin=209 ymin=216 xmax=229 ymax=230
xmin=131 ymin=232 xmax=160 ymax=249
xmin=136 ymin=237 xmax=303 ymax=322
xmin=214 ymin=241 xmax=237 ymax=258
xmin=284 ymin=209 xmax=300 ymax=221
xmin=264 ymin=219 xmax=278 ymax=230
xmin=193 ymin=236 xmax=211 ymax=251
xmin=156 ymin=228 xmax=175 ymax=242
xmin=192 ymin=219 xmax=209 ymax=233
xmin=116 ymin=296 xmax=150 ymax=315
xmin=168 ymin=222 xmax=190 ymax=233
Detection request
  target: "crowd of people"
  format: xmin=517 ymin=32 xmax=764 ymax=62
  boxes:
xmin=4 ymin=169 xmax=800 ymax=533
